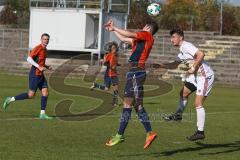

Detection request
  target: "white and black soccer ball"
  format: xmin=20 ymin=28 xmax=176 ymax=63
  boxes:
xmin=147 ymin=3 xmax=161 ymax=16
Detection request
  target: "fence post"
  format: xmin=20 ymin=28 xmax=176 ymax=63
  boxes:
xmin=52 ymin=0 xmax=55 ymax=9
xmin=2 ymin=29 xmax=4 ymax=48
xmin=230 ymin=38 xmax=232 ymax=62
xmin=162 ymin=37 xmax=165 ymax=56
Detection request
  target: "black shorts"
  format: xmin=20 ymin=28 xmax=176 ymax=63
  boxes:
xmin=104 ymin=76 xmax=119 ymax=88
xmin=29 ymin=75 xmax=48 ymax=92
xmin=184 ymin=81 xmax=197 ymax=92
xmin=124 ymin=69 xmax=146 ymax=98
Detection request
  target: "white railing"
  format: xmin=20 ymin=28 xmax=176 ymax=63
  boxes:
xmin=29 ymin=0 xmax=130 ymax=13
xmin=29 ymin=0 xmax=104 ymax=9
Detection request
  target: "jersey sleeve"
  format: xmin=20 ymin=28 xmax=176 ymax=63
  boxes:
xmin=181 ymin=43 xmax=198 ymax=57
xmin=29 ymin=45 xmax=41 ymax=58
xmin=135 ymin=31 xmax=152 ymax=41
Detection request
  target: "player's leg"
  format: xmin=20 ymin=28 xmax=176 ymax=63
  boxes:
xmin=187 ymin=75 xmax=214 ymax=141
xmin=91 ymin=75 xmax=109 ymax=91
xmin=39 ymin=76 xmax=52 ymax=119
xmin=111 ymin=76 xmax=119 ymax=106
xmin=106 ymin=97 xmax=134 ymax=146
xmin=133 ymin=71 xmax=157 ymax=149
xmin=106 ymin=72 xmax=134 ymax=146
xmin=164 ymin=82 xmax=196 ymax=121
xmin=176 ymin=82 xmax=196 ymax=114
xmin=187 ymin=95 xmax=206 ymax=141
xmin=3 ymin=76 xmax=37 ymax=110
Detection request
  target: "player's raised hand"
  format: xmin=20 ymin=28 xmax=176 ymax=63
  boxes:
xmin=104 ymin=19 xmax=112 ymax=27
xmin=104 ymin=19 xmax=114 ymax=31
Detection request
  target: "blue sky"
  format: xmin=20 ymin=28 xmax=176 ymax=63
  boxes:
xmin=229 ymin=0 xmax=240 ymax=6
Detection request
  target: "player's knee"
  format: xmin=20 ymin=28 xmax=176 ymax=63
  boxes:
xmin=28 ymin=93 xmax=35 ymax=98
xmin=123 ymin=101 xmax=132 ymax=108
xmin=42 ymin=92 xmax=48 ymax=97
xmin=41 ymin=88 xmax=49 ymax=96
xmin=181 ymin=89 xmax=190 ymax=98
xmin=194 ymin=101 xmax=203 ymax=108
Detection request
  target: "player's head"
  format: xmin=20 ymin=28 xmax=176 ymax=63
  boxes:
xmin=143 ymin=21 xmax=159 ymax=35
xmin=108 ymin=41 xmax=119 ymax=53
xmin=170 ymin=27 xmax=184 ymax=46
xmin=41 ymin=33 xmax=50 ymax=47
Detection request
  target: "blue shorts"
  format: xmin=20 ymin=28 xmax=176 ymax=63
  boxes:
xmin=124 ymin=69 xmax=146 ymax=98
xmin=29 ymin=75 xmax=48 ymax=92
xmin=104 ymin=76 xmax=119 ymax=88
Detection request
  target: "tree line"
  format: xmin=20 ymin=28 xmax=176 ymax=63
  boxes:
xmin=129 ymin=0 xmax=240 ymax=35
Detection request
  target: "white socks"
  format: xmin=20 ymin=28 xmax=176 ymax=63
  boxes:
xmin=176 ymin=98 xmax=188 ymax=114
xmin=40 ymin=110 xmax=45 ymax=114
xmin=10 ymin=97 xmax=15 ymax=102
xmin=196 ymin=106 xmax=205 ymax=131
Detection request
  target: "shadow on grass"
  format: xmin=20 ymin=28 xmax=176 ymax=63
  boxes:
xmin=118 ymin=141 xmax=240 ymax=158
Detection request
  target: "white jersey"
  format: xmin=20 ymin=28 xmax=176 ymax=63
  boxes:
xmin=176 ymin=41 xmax=214 ymax=78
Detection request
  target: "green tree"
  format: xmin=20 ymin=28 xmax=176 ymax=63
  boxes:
xmin=0 ymin=0 xmax=29 ymax=27
xmin=195 ymin=0 xmax=220 ymax=31
xmin=128 ymin=0 xmax=154 ymax=29
xmin=157 ymin=0 xmax=198 ymax=30
xmin=222 ymin=4 xmax=240 ymax=35
xmin=0 ymin=1 xmax=17 ymax=25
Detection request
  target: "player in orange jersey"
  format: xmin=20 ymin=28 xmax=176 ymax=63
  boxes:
xmin=91 ymin=41 xmax=119 ymax=107
xmin=3 ymin=33 xmax=53 ymax=120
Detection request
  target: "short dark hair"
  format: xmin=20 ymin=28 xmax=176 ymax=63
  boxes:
xmin=105 ymin=41 xmax=119 ymax=52
xmin=110 ymin=41 xmax=119 ymax=52
xmin=41 ymin=33 xmax=50 ymax=39
xmin=147 ymin=21 xmax=159 ymax=35
xmin=170 ymin=27 xmax=184 ymax=38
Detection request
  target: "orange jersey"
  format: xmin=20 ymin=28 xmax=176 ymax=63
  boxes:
xmin=29 ymin=44 xmax=47 ymax=76
xmin=104 ymin=52 xmax=118 ymax=77
xmin=129 ymin=31 xmax=154 ymax=69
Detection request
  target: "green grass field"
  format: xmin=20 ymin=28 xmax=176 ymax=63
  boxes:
xmin=0 ymin=73 xmax=240 ymax=160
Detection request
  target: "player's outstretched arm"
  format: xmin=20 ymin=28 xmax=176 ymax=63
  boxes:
xmin=105 ymin=19 xmax=136 ymax=39
xmin=114 ymin=31 xmax=132 ymax=44
xmin=152 ymin=61 xmax=180 ymax=69
xmin=113 ymin=27 xmax=136 ymax=38
xmin=104 ymin=19 xmax=132 ymax=44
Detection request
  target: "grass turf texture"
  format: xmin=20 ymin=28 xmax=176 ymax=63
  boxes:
xmin=0 ymin=73 xmax=240 ymax=160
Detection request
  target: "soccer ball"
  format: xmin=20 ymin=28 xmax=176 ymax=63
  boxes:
xmin=147 ymin=3 xmax=161 ymax=16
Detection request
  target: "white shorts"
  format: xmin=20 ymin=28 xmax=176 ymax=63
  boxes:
xmin=185 ymin=74 xmax=197 ymax=87
xmin=196 ymin=75 xmax=214 ymax=97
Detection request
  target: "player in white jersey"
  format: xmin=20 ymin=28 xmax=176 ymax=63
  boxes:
xmin=153 ymin=27 xmax=214 ymax=141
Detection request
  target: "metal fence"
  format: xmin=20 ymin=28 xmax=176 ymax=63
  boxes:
xmin=0 ymin=28 xmax=29 ymax=49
